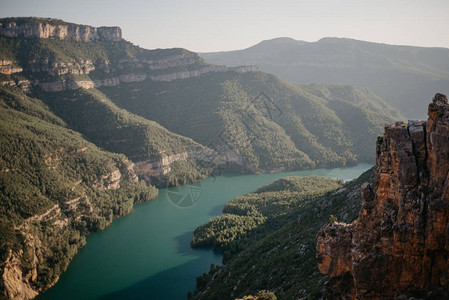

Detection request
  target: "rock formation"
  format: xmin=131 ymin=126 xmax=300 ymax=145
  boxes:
xmin=316 ymin=93 xmax=449 ymax=299
xmin=0 ymin=60 xmax=23 ymax=75
xmin=0 ymin=17 xmax=121 ymax=41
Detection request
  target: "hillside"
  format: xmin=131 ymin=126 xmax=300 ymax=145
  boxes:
xmin=100 ymin=72 xmax=399 ymax=170
xmin=0 ymin=86 xmax=158 ymax=299
xmin=190 ymin=169 xmax=374 ymax=299
xmin=201 ymin=37 xmax=449 ymax=119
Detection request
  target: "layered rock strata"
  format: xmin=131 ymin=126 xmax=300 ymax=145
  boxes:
xmin=0 ymin=18 xmax=121 ymax=41
xmin=316 ymin=93 xmax=449 ymax=298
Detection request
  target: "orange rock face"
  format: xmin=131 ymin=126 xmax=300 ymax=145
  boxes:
xmin=316 ymin=94 xmax=449 ymax=299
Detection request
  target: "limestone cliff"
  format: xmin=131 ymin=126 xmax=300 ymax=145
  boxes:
xmin=316 ymin=93 xmax=449 ymax=299
xmin=0 ymin=18 xmax=260 ymax=92
xmin=0 ymin=17 xmax=121 ymax=41
xmin=133 ymin=147 xmax=243 ymax=182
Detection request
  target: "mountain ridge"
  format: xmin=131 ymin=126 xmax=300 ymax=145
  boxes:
xmin=201 ymin=37 xmax=449 ymax=119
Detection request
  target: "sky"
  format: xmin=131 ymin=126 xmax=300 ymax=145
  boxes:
xmin=1 ymin=0 xmax=448 ymax=52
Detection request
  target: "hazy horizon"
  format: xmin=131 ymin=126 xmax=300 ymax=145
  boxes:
xmin=1 ymin=0 xmax=448 ymax=52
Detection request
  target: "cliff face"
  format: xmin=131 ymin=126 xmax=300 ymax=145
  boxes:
xmin=0 ymin=18 xmax=260 ymax=92
xmin=33 ymin=65 xmax=260 ymax=92
xmin=132 ymin=146 xmax=244 ymax=182
xmin=316 ymin=93 xmax=449 ymax=298
xmin=0 ymin=18 xmax=121 ymax=41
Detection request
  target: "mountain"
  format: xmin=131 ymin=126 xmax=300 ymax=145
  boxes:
xmin=0 ymin=17 xmax=400 ymax=299
xmin=316 ymin=93 xmax=449 ymax=298
xmin=201 ymin=37 xmax=449 ymax=119
xmin=0 ymin=18 xmax=400 ymax=176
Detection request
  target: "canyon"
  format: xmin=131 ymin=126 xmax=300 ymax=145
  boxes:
xmin=316 ymin=93 xmax=449 ymax=299
xmin=0 ymin=17 xmax=415 ymax=300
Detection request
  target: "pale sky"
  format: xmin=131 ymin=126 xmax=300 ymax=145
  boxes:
xmin=1 ymin=0 xmax=448 ymax=52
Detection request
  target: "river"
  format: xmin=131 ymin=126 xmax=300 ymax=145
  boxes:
xmin=38 ymin=163 xmax=372 ymax=300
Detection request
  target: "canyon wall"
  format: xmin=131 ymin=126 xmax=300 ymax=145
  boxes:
xmin=316 ymin=93 xmax=449 ymax=299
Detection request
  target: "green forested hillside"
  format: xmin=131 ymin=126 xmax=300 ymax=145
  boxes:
xmin=190 ymin=169 xmax=374 ymax=299
xmin=191 ymin=176 xmax=342 ymax=256
xmin=34 ymin=88 xmax=199 ymax=161
xmin=1 ymin=31 xmax=214 ymax=186
xmin=0 ymin=86 xmax=157 ymax=294
xmin=101 ymin=72 xmax=398 ymax=170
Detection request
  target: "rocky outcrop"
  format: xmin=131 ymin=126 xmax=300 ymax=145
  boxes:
xmin=133 ymin=147 xmax=243 ymax=183
xmin=28 ymin=59 xmax=95 ymax=75
xmin=2 ymin=240 xmax=39 ymax=300
xmin=0 ymin=18 xmax=121 ymax=41
xmin=133 ymin=153 xmax=190 ymax=181
xmin=147 ymin=65 xmax=260 ymax=82
xmin=38 ymin=80 xmax=95 ymax=92
xmin=0 ymin=60 xmax=23 ymax=75
xmin=0 ymin=18 xmax=260 ymax=92
xmin=93 ymin=169 xmax=122 ymax=190
xmin=28 ymin=65 xmax=259 ymax=92
xmin=316 ymin=93 xmax=449 ymax=299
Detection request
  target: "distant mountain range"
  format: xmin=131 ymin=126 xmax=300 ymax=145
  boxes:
xmin=201 ymin=37 xmax=449 ymax=119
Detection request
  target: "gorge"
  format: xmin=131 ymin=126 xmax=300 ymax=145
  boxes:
xmin=1 ymin=16 xmax=446 ymax=300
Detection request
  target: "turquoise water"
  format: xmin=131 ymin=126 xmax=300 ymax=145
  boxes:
xmin=38 ymin=163 xmax=372 ymax=300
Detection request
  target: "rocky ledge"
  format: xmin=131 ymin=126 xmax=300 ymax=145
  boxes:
xmin=316 ymin=93 xmax=449 ymax=299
